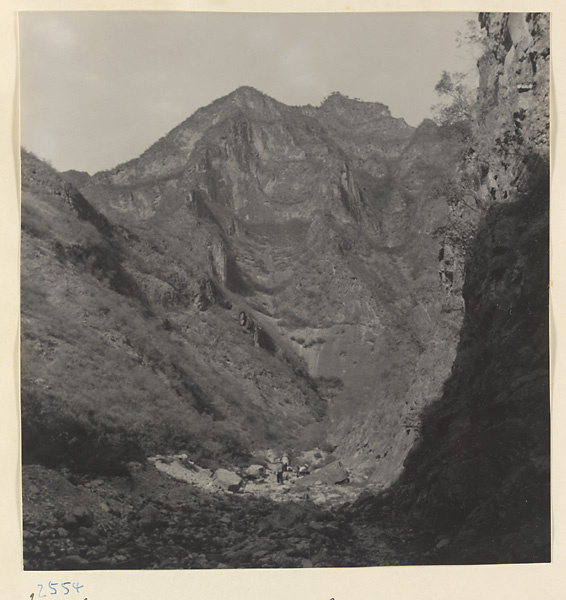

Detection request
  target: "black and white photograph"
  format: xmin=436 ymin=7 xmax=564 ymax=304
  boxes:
xmin=18 ymin=11 xmax=550 ymax=571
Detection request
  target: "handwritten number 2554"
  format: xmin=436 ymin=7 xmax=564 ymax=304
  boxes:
xmin=31 ymin=581 xmax=85 ymax=598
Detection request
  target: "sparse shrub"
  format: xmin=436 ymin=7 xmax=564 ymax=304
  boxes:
xmin=432 ymin=71 xmax=476 ymax=134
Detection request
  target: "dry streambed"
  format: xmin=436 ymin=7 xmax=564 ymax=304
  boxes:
xmin=22 ymin=454 xmax=397 ymax=570
xmin=149 ymin=453 xmax=378 ymax=507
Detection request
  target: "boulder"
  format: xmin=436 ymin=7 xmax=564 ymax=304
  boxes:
xmin=78 ymin=526 xmax=100 ymax=546
xmin=137 ymin=504 xmax=165 ymax=531
xmin=245 ymin=465 xmax=265 ymax=479
xmin=296 ymin=461 xmax=349 ymax=488
xmin=213 ymin=469 xmax=243 ymax=492
xmin=72 ymin=507 xmax=94 ymax=528
xmin=61 ymin=514 xmax=79 ymax=531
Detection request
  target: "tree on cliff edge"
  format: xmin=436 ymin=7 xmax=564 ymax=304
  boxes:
xmin=432 ymin=70 xmax=475 ymax=127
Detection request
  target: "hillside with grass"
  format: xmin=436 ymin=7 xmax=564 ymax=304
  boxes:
xmin=21 ymin=149 xmax=328 ymax=475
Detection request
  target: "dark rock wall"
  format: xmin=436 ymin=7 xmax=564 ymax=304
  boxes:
xmin=383 ymin=166 xmax=549 ymax=564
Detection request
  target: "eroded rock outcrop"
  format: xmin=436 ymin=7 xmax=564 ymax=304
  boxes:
xmin=239 ymin=311 xmax=276 ymax=352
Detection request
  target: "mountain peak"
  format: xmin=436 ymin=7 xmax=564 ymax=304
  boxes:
xmin=230 ymin=85 xmax=266 ymax=98
xmin=189 ymin=85 xmax=286 ymax=124
xmin=321 ymin=91 xmax=390 ymax=115
xmin=221 ymin=85 xmax=277 ymax=110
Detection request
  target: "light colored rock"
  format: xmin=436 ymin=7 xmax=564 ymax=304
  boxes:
xmin=213 ymin=469 xmax=243 ymax=492
xmin=245 ymin=465 xmax=265 ymax=479
xmin=154 ymin=458 xmax=216 ymax=491
xmin=296 ymin=461 xmax=349 ymax=488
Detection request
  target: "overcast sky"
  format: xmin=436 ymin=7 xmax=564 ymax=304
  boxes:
xmin=19 ymin=11 xmax=479 ymax=174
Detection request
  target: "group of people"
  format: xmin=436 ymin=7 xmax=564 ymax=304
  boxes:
xmin=275 ymin=453 xmax=310 ymax=484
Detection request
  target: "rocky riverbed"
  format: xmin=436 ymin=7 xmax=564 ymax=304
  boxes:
xmin=22 ymin=455 xmax=400 ymax=570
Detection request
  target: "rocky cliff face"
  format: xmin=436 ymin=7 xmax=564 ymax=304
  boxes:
xmin=353 ymin=12 xmax=550 ymax=564
xmin=22 ymin=84 xmax=466 ymax=483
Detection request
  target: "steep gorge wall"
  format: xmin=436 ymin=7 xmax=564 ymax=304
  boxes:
xmin=328 ymin=119 xmax=467 ymax=485
xmin=354 ymin=12 xmax=550 ymax=564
